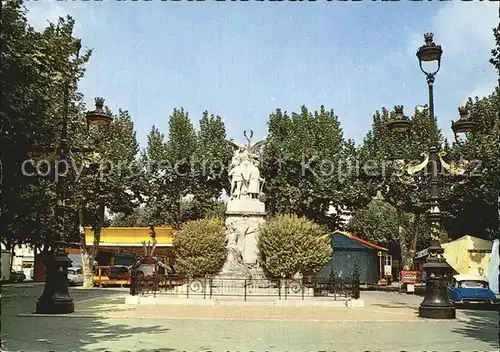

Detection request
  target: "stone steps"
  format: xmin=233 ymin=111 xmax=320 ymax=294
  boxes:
xmin=125 ymin=295 xmax=364 ymax=307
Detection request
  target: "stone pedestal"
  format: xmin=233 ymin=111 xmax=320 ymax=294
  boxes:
xmin=219 ymin=198 xmax=266 ymax=279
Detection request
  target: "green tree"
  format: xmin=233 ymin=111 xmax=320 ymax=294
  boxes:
xmin=357 ymin=106 xmax=443 ymax=268
xmin=141 ymin=109 xmax=229 ymax=226
xmin=445 ymin=91 xmax=500 ymax=240
xmin=1 ymin=2 xmax=90 ymax=252
xmin=189 ymin=111 xmax=232 ymax=220
xmin=110 ymin=207 xmax=150 ymax=227
xmin=165 ymin=108 xmax=197 ymax=227
xmin=140 ymin=126 xmax=170 ymax=226
xmin=141 ymin=109 xmax=198 ymax=228
xmin=442 ymin=20 xmax=499 ymax=240
xmin=73 ymin=109 xmax=142 ymax=287
xmin=347 ymin=199 xmax=430 ymax=261
xmin=173 ymin=218 xmax=227 ymax=277
xmin=262 ymin=106 xmax=358 ymax=230
xmin=258 ymin=214 xmax=332 ymax=278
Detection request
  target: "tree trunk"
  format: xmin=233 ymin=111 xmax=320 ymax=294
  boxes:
xmin=78 ymin=208 xmax=94 ymax=289
xmin=399 ymin=237 xmax=414 ymax=270
xmin=410 ymin=213 xmax=420 ymax=257
xmin=9 ymin=243 xmax=15 ymax=272
xmin=82 ymin=253 xmax=94 ymax=289
xmin=397 ymin=210 xmax=414 ymax=270
xmin=33 ymin=244 xmax=37 ymax=280
xmin=90 ymin=201 xmax=106 ymax=263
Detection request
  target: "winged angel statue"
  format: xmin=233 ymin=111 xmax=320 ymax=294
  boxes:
xmin=226 ymin=130 xmax=266 ymax=200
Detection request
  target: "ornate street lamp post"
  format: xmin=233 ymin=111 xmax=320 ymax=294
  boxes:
xmin=386 ymin=33 xmax=476 ymax=320
xmin=35 ymin=40 xmax=112 ymax=314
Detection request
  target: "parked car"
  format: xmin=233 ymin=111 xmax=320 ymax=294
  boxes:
xmin=9 ymin=270 xmax=26 ymax=283
xmin=448 ymin=274 xmax=499 ymax=306
xmin=108 ymin=265 xmax=131 ymax=281
xmin=135 ymin=264 xmax=155 ymax=277
xmin=67 ymin=267 xmax=84 ymax=286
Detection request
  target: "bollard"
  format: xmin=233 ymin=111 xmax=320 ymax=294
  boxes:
xmin=130 ymin=275 xmax=137 ymax=296
xmin=352 ymin=264 xmax=361 ymax=299
xmin=244 ymin=279 xmax=247 ymax=302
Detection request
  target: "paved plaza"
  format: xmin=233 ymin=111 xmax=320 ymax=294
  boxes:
xmin=1 ymin=283 xmax=498 ymax=351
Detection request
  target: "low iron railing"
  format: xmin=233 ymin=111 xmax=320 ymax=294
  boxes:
xmin=130 ymin=271 xmax=360 ymax=301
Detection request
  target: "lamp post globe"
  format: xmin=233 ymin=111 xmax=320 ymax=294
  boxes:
xmin=86 ymin=97 xmax=113 ymax=128
xmin=452 ymin=107 xmax=476 ymax=145
xmin=387 ymin=105 xmax=412 ymax=133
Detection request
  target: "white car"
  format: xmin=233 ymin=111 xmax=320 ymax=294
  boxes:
xmin=67 ymin=267 xmax=84 ymax=285
xmin=135 ymin=264 xmax=155 ymax=277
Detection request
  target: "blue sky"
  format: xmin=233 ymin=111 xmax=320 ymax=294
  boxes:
xmin=25 ymin=1 xmax=499 ymax=148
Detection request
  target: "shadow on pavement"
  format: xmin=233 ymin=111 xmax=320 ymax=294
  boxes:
xmin=1 ymin=287 xmax=173 ymax=352
xmin=452 ymin=310 xmax=499 ymax=349
xmin=370 ymin=302 xmax=417 ymax=309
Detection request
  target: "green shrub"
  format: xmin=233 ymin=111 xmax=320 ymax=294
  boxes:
xmin=258 ymin=214 xmax=332 ymax=278
xmin=173 ymin=218 xmax=227 ymax=277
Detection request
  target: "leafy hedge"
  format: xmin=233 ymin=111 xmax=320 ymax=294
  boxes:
xmin=258 ymin=214 xmax=332 ymax=278
xmin=173 ymin=218 xmax=227 ymax=277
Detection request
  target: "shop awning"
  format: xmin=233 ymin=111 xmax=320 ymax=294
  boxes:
xmin=84 ymin=226 xmax=175 ymax=247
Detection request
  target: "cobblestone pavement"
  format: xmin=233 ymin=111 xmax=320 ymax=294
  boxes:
xmin=1 ymin=284 xmax=498 ymax=352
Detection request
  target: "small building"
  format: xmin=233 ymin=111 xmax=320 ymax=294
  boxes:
xmin=83 ymin=227 xmax=176 ymax=267
xmin=0 ymin=243 xmax=34 ymax=281
xmin=316 ymin=231 xmax=388 ymax=285
xmin=441 ymin=235 xmax=492 ymax=277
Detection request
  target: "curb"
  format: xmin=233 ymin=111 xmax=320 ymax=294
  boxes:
xmin=17 ymin=313 xmax=459 ymax=323
xmin=2 ymin=284 xmax=38 ymax=288
xmin=17 ymin=313 xmax=98 ymax=318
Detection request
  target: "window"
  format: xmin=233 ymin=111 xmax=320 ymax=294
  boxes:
xmin=384 ymin=255 xmax=392 ymax=267
xmin=110 ymin=266 xmax=129 ymax=275
xmin=459 ymin=280 xmax=488 ymax=289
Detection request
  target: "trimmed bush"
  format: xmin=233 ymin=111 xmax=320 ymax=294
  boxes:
xmin=258 ymin=214 xmax=332 ymax=278
xmin=173 ymin=218 xmax=227 ymax=277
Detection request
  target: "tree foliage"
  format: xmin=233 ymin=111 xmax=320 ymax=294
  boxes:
xmin=140 ymin=126 xmax=170 ymax=226
xmin=356 ymin=106 xmax=443 ymax=267
xmin=189 ymin=111 xmax=233 ymax=219
xmin=258 ymin=214 xmax=332 ymax=277
xmin=165 ymin=108 xmax=198 ymax=226
xmin=172 ymin=218 xmax=227 ymax=277
xmin=262 ymin=106 xmax=361 ymax=230
xmin=139 ymin=110 xmax=231 ymax=227
xmin=1 ymin=2 xmax=90 ymax=249
xmin=445 ymin=91 xmax=500 ymax=240
xmin=72 ymin=108 xmax=142 ymax=264
xmin=347 ymin=199 xmax=429 ymax=259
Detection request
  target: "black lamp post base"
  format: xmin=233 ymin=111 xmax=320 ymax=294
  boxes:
xmin=36 ymin=299 xmax=74 ymax=314
xmin=418 ymin=244 xmax=456 ymax=319
xmin=419 ymin=305 xmax=456 ymax=319
xmin=35 ymin=248 xmax=74 ymax=314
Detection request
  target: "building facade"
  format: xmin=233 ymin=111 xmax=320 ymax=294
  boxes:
xmin=83 ymin=226 xmax=176 ymax=267
xmin=316 ymin=231 xmax=388 ymax=285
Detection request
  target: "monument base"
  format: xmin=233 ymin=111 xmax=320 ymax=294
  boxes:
xmin=223 ymin=201 xmax=266 ymax=279
xmin=226 ymin=198 xmax=265 ymax=214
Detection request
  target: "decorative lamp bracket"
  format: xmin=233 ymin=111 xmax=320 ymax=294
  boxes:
xmin=438 ymin=151 xmax=469 ymax=176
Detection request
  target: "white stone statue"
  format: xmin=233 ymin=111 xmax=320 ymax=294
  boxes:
xmin=247 ymin=161 xmax=264 ymax=199
xmin=227 ymin=130 xmax=266 ymax=200
xmin=225 ymin=222 xmax=244 ymax=268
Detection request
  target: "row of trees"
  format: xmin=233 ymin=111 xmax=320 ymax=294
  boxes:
xmin=2 ymin=1 xmax=498 ymax=276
